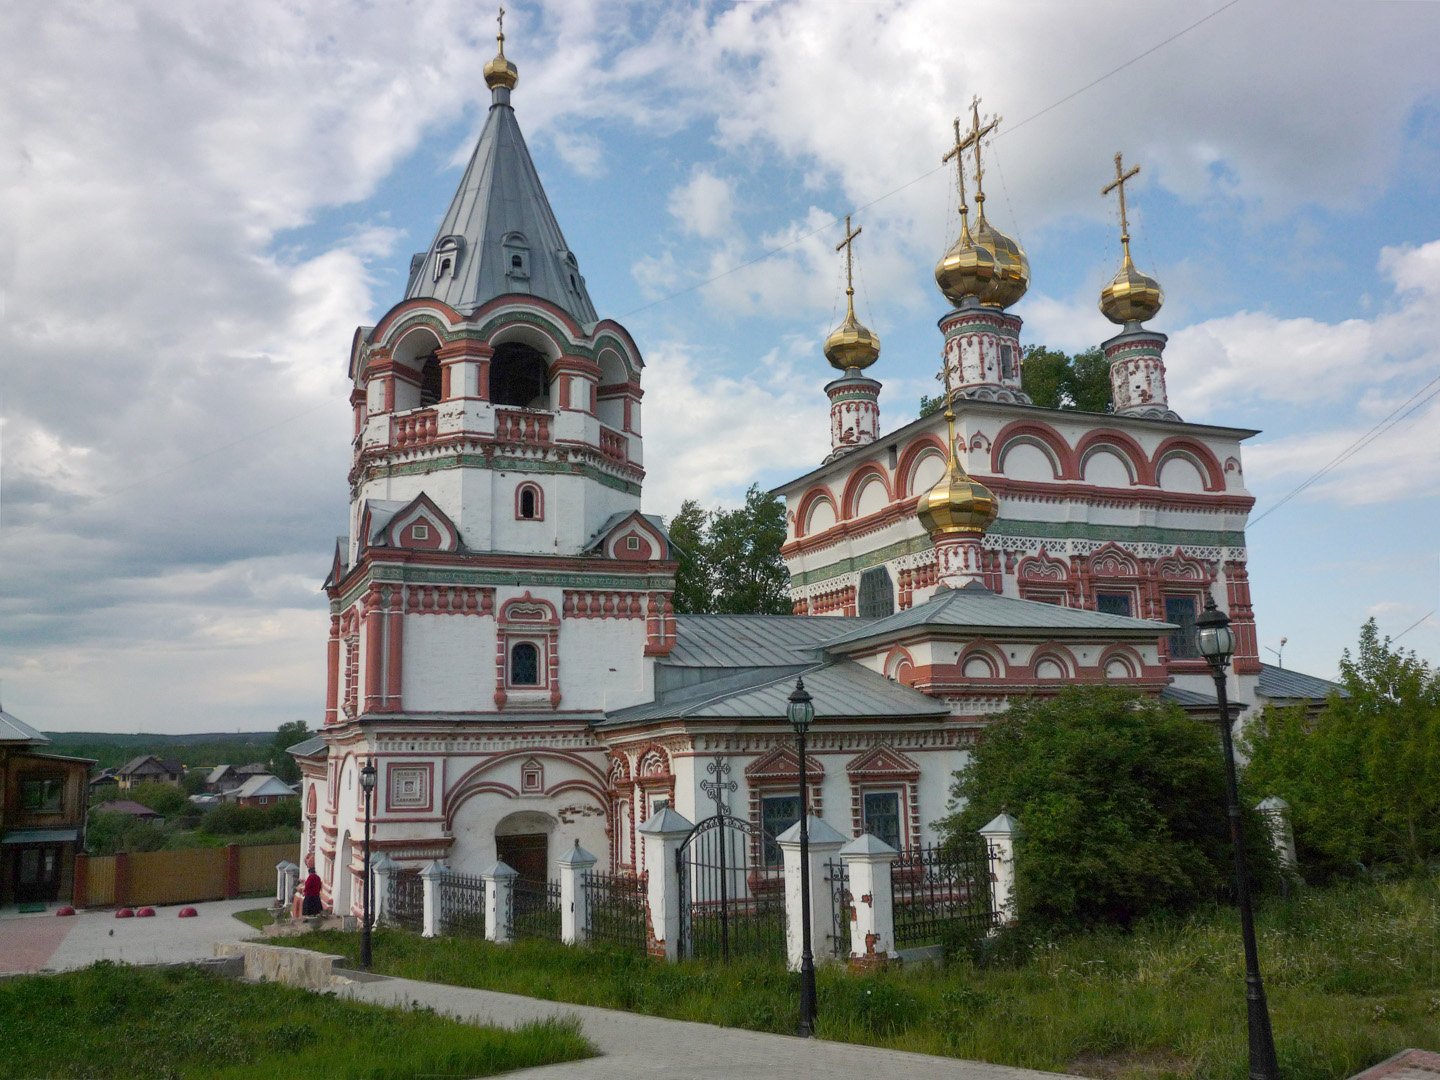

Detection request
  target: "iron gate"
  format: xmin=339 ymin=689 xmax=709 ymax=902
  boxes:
xmin=676 ymin=813 xmax=785 ymax=962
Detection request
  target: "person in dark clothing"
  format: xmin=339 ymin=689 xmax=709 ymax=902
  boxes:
xmin=302 ymin=866 xmax=324 ymax=917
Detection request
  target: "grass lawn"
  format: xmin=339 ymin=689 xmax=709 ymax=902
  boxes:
xmin=0 ymin=962 xmax=592 ymax=1080
xmin=281 ymin=872 xmax=1440 ymax=1080
xmin=232 ymin=907 xmax=275 ymax=932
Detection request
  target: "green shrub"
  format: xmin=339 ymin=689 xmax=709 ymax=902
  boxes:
xmin=85 ymin=811 xmax=169 ymax=855
xmin=939 ymin=686 xmax=1275 ymax=932
xmin=1243 ymin=620 xmax=1440 ymax=879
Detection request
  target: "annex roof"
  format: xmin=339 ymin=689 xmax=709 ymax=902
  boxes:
xmin=821 ymin=581 xmax=1173 ymax=651
xmin=1257 ymin=662 xmax=1347 ymax=701
xmin=0 ymin=708 xmax=48 ymax=746
xmin=92 ymin=799 xmax=163 ymax=819
xmin=404 ymin=88 xmax=598 ymax=325
xmin=601 ymin=659 xmax=949 ymax=726
xmin=667 ymin=614 xmax=874 ymax=669
xmin=286 ymin=735 xmax=328 ymax=760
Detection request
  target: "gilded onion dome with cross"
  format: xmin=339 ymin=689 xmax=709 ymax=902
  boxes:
xmin=935 ymin=100 xmax=1029 ymax=310
xmin=1099 ymin=151 xmax=1163 ymax=325
xmin=916 ymin=407 xmax=998 ymax=538
xmin=824 ymin=215 xmax=881 ymax=372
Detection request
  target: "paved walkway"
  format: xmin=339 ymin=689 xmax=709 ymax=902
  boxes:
xmin=2 ymin=905 xmax=1079 ymax=1079
xmin=338 ymin=975 xmax=1081 ymax=1080
xmin=0 ymin=898 xmax=264 ymax=974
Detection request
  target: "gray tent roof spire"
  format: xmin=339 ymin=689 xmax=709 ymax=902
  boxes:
xmin=404 ymin=38 xmax=598 ymax=326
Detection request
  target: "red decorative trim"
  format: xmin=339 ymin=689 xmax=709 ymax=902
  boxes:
xmin=795 ymin=486 xmax=838 ymax=538
xmin=564 ymin=590 xmax=647 ymax=618
xmin=840 ymin=464 xmax=892 ymax=520
xmin=1074 ymin=429 xmax=1153 ymax=485
xmin=1152 ymin=436 xmax=1226 ymax=492
xmin=991 ymin=421 xmax=1078 ymax=480
xmin=515 ymin=482 xmax=545 ymax=521
xmin=404 ymin=586 xmax=496 ymax=615
xmin=895 ymin=434 xmax=949 ymax=498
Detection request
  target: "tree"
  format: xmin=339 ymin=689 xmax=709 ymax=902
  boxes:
xmin=918 ymin=345 xmax=1112 ymax=417
xmin=127 ymin=781 xmax=189 ymax=819
xmin=86 ymin=811 xmax=168 ymax=856
xmin=269 ymin=721 xmax=309 ymax=785
xmin=667 ymin=485 xmax=791 ymax=615
xmin=1243 ymin=620 xmax=1440 ymax=877
xmin=939 ymin=687 xmax=1273 ymax=931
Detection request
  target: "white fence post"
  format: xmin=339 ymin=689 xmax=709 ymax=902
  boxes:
xmin=483 ymin=861 xmax=519 ymax=944
xmin=371 ymin=853 xmax=394 ymax=926
xmin=1256 ymin=796 xmax=1299 ymax=875
xmin=558 ymin=841 xmax=598 ymax=946
xmin=838 ymin=833 xmax=898 ymax=967
xmin=275 ymin=860 xmax=297 ymax=907
xmin=420 ymin=861 xmax=445 ymax=938
xmin=637 ymin=808 xmax=693 ymax=962
xmin=979 ymin=812 xmax=1022 ymax=927
xmin=777 ymin=815 xmax=847 ymax=972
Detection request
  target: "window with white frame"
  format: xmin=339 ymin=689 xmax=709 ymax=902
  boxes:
xmin=861 ymin=791 xmax=902 ymax=851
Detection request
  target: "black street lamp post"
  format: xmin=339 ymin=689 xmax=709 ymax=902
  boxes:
xmin=359 ymin=757 xmax=377 ymax=972
xmin=786 ymin=677 xmax=817 ymax=1038
xmin=1195 ymin=597 xmax=1280 ymax=1080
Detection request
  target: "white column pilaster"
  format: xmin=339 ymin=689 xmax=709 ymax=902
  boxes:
xmin=777 ymin=815 xmax=847 ymax=972
xmin=637 ymin=808 xmax=693 ymax=962
xmin=838 ymin=833 xmax=899 ymax=964
xmin=558 ymin=842 xmax=598 ymax=945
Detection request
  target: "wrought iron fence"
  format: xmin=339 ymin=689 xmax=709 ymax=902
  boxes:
xmin=890 ymin=839 xmax=998 ymax=949
xmin=386 ymin=871 xmax=424 ymax=932
xmin=438 ymin=870 xmax=487 ymax=938
xmin=677 ymin=814 xmax=786 ymax=963
xmin=825 ymin=857 xmax=851 ymax=960
xmin=582 ymin=870 xmax=649 ymax=954
xmin=511 ymin=878 xmax=561 ymax=941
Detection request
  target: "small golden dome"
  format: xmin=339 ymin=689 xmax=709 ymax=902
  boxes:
xmin=935 ymin=218 xmax=997 ymax=307
xmin=1100 ymin=253 xmax=1163 ymax=325
xmin=971 ymin=214 xmax=1029 ymax=309
xmin=485 ymin=51 xmax=519 ymax=91
xmin=824 ymin=294 xmax=881 ymax=371
xmin=916 ymin=444 xmax=999 ymax=537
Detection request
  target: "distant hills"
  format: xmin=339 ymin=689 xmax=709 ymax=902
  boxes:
xmin=42 ymin=730 xmax=278 ymax=770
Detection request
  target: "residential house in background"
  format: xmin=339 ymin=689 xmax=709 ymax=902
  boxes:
xmin=227 ymin=775 xmax=297 ymax=807
xmin=90 ymin=799 xmax=165 ymax=824
xmin=1 ymin=707 xmax=93 ymax=906
xmin=205 ymin=764 xmax=243 ymax=794
xmin=115 ymin=755 xmax=184 ymax=791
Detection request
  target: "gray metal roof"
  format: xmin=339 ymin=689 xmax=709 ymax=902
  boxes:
xmin=1257 ymin=663 xmax=1347 ymax=701
xmin=668 ymin=614 xmax=874 ymax=668
xmin=1160 ymin=684 xmax=1219 ymax=708
xmin=286 ymin=735 xmax=328 ymax=759
xmin=405 ymin=87 xmax=598 ymax=325
xmin=601 ymin=660 xmax=949 ymax=726
xmin=0 ymin=709 xmax=48 ymax=746
xmin=822 ymin=582 xmax=1173 ymax=651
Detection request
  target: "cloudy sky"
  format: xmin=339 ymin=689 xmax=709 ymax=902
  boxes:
xmin=3 ymin=0 xmax=1438 ymax=734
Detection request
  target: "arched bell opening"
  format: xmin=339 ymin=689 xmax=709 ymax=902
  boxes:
xmin=491 ymin=341 xmax=550 ymax=409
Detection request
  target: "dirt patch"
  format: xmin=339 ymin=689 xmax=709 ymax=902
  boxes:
xmin=1068 ymin=1049 xmax=1194 ymax=1079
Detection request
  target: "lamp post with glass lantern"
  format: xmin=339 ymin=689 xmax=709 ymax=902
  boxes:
xmin=1195 ymin=596 xmax=1280 ymax=1079
xmin=786 ymin=677 xmax=817 ymax=1038
xmin=359 ymin=757 xmax=377 ymax=971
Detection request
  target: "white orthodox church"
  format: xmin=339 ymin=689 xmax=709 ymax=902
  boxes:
xmin=294 ymin=34 xmax=1338 ymax=913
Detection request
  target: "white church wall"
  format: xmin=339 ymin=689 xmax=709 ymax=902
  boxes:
xmin=404 ymin=615 xmax=494 ymax=712
xmin=559 ymin=618 xmax=650 ymax=711
xmin=1157 ymin=455 xmax=1207 ymax=493
xmin=447 ymin=789 xmax=610 ymax=876
xmin=1080 ymin=449 xmax=1134 ymax=488
xmin=855 ymin=476 xmax=889 ymax=517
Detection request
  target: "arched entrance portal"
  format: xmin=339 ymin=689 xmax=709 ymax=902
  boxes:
xmin=494 ymin=811 xmax=557 ymax=885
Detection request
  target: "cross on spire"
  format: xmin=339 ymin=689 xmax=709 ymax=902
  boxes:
xmin=496 ymin=5 xmax=507 ymax=55
xmin=1102 ymin=151 xmax=1141 ymax=263
xmin=958 ymin=97 xmax=1001 ymax=219
xmin=835 ymin=214 xmax=863 ymax=298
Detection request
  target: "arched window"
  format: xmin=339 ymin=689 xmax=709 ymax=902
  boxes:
xmin=519 ymin=486 xmax=538 ymax=519
xmin=510 ymin=642 xmax=540 ymax=686
xmin=490 ymin=342 xmax=549 ymax=408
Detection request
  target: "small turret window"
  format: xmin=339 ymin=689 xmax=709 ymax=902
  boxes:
xmin=517 ymin=484 xmax=543 ymax=520
xmin=503 ymin=232 xmax=530 ymax=280
xmin=433 ymin=236 xmax=464 ymax=282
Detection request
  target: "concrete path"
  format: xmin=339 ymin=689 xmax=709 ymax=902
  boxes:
xmin=339 ymin=974 xmax=1081 ymax=1080
xmin=0 ymin=898 xmax=265 ymax=974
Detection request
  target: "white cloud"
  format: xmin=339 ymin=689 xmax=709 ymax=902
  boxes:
xmin=668 ymin=169 xmax=735 ymax=240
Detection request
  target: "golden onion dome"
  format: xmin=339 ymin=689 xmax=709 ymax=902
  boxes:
xmin=971 ymin=213 xmax=1030 ymax=309
xmin=1100 ymin=253 xmax=1163 ymax=325
xmin=935 ymin=217 xmax=998 ymax=307
xmin=484 ymin=16 xmax=519 ymax=91
xmin=916 ymin=441 xmax=999 ymax=538
xmin=824 ymin=293 xmax=881 ymax=371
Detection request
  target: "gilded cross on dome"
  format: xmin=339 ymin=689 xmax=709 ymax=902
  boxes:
xmin=942 ymin=100 xmax=998 ymax=220
xmin=497 ymin=6 xmax=507 ymax=52
xmin=836 ymin=214 xmax=862 ymax=295
xmin=1102 ymin=151 xmax=1141 ymax=264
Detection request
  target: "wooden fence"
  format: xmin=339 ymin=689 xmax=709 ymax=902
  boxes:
xmin=74 ymin=842 xmax=297 ymax=908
